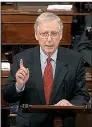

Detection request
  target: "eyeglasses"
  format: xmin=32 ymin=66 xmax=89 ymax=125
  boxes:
xmin=38 ymin=31 xmax=60 ymax=39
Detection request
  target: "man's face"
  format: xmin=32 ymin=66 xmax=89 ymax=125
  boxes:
xmin=35 ymin=20 xmax=62 ymax=56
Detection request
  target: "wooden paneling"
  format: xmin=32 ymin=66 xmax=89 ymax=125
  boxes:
xmin=2 ymin=23 xmax=71 ymax=45
xmin=76 ymin=114 xmax=92 ymax=127
xmin=2 ymin=14 xmax=72 ymax=23
xmin=87 ymin=81 xmax=92 ymax=89
xmin=2 ymin=12 xmax=72 ymax=45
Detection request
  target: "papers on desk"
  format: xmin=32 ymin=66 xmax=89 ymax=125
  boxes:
xmin=1 ymin=62 xmax=10 ymax=71
xmin=47 ymin=5 xmax=73 ymax=11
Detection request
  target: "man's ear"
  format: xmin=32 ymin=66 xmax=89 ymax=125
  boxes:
xmin=35 ymin=32 xmax=38 ymax=41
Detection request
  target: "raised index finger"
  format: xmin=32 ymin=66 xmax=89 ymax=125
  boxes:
xmin=20 ymin=59 xmax=24 ymax=68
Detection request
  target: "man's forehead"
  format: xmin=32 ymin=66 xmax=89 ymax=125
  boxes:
xmin=38 ymin=20 xmax=59 ymax=30
xmin=39 ymin=19 xmax=58 ymax=24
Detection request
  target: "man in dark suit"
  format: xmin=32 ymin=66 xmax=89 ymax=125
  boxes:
xmin=3 ymin=12 xmax=90 ymax=127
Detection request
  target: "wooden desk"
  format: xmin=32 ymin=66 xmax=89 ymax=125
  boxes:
xmin=1 ymin=105 xmax=92 ymax=127
xmin=21 ymin=104 xmax=91 ymax=111
xmin=21 ymin=105 xmax=92 ymax=127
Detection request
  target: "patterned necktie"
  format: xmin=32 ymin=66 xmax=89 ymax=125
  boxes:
xmin=43 ymin=57 xmax=53 ymax=104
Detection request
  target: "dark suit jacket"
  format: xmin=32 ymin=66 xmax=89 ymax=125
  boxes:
xmin=3 ymin=46 xmax=90 ymax=127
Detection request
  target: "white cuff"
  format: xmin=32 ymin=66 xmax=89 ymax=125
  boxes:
xmin=15 ymin=82 xmax=25 ymax=93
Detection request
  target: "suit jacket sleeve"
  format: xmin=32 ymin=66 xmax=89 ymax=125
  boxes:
xmin=3 ymin=55 xmax=24 ymax=103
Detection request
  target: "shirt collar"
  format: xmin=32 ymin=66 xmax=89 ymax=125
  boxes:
xmin=40 ymin=47 xmax=58 ymax=63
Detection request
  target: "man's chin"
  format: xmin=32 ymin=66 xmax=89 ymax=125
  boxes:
xmin=45 ymin=49 xmax=55 ymax=56
xmin=45 ymin=46 xmax=54 ymax=50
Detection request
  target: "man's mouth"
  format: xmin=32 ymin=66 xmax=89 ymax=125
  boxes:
xmin=45 ymin=45 xmax=53 ymax=47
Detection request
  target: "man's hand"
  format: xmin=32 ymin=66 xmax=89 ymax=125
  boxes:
xmin=16 ymin=59 xmax=29 ymax=89
xmin=54 ymin=99 xmax=73 ymax=106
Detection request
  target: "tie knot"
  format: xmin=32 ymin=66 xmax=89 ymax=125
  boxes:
xmin=47 ymin=57 xmax=51 ymax=64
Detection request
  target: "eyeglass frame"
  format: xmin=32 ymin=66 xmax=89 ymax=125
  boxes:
xmin=38 ymin=31 xmax=61 ymax=39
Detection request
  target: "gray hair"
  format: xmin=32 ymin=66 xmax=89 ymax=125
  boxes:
xmin=34 ymin=12 xmax=63 ymax=32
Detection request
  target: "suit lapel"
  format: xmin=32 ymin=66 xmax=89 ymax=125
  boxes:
xmin=31 ymin=46 xmax=46 ymax=104
xmin=49 ymin=47 xmax=68 ymax=104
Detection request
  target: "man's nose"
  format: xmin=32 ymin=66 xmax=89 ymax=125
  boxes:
xmin=47 ymin=34 xmax=52 ymax=41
